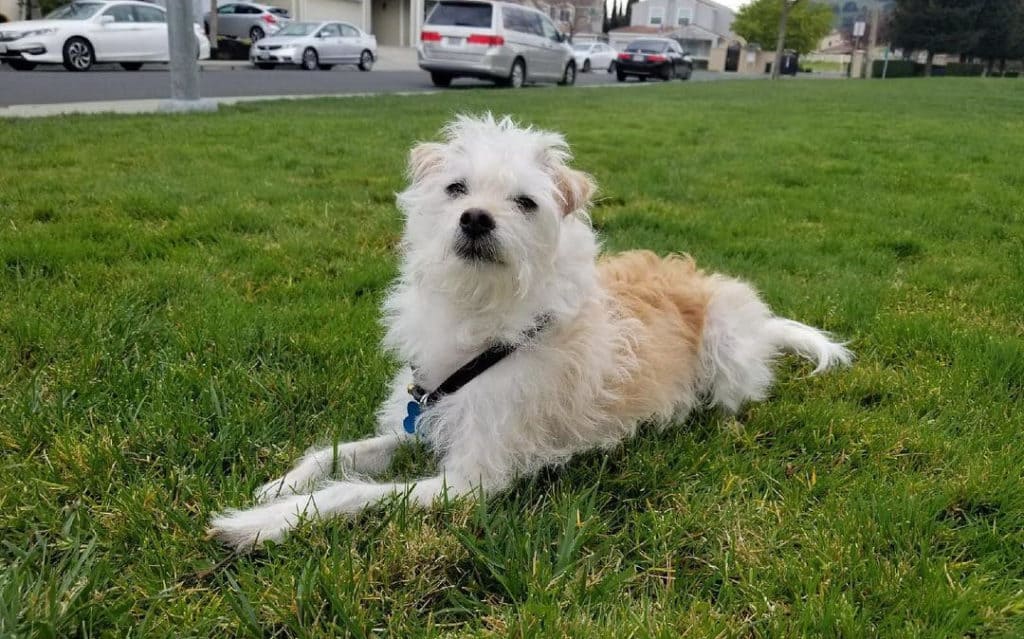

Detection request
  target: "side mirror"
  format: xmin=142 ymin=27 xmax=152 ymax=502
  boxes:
xmin=99 ymin=15 xmax=115 ymax=25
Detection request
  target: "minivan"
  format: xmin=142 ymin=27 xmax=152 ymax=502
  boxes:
xmin=418 ymin=0 xmax=576 ymax=88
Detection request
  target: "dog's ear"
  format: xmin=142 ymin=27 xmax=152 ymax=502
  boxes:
xmin=553 ymin=166 xmax=596 ymax=216
xmin=407 ymin=142 xmax=445 ymax=183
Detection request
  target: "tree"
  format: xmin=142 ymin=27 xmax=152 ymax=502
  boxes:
xmin=732 ymin=0 xmax=834 ymax=55
xmin=890 ymin=0 xmax=982 ymax=76
xmin=967 ymin=0 xmax=1024 ymax=74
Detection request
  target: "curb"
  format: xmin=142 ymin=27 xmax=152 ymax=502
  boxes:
xmin=0 ymin=90 xmax=440 ymax=119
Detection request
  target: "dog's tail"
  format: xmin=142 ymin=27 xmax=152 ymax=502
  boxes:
xmin=765 ymin=318 xmax=853 ymax=375
xmin=700 ymin=276 xmax=852 ymax=412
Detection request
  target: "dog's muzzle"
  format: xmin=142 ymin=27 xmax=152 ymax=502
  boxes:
xmin=455 ymin=208 xmax=501 ymax=263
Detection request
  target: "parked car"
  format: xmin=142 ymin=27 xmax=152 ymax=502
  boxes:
xmin=418 ymin=0 xmax=575 ymax=88
xmin=204 ymin=2 xmax=289 ymax=42
xmin=571 ymin=41 xmax=616 ymax=73
xmin=0 ymin=0 xmax=210 ymax=72
xmin=251 ymin=21 xmax=376 ymax=71
xmin=615 ymin=37 xmax=693 ymax=82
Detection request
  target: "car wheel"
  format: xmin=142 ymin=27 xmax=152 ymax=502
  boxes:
xmin=679 ymin=65 xmax=692 ymax=81
xmin=121 ymin=62 xmax=143 ymax=71
xmin=7 ymin=60 xmax=37 ymax=71
xmin=301 ymin=47 xmax=318 ymax=71
xmin=249 ymin=26 xmax=264 ymax=42
xmin=256 ymin=62 xmax=276 ymax=70
xmin=62 ymin=37 xmax=94 ymax=72
xmin=505 ymin=58 xmax=525 ymax=88
xmin=358 ymin=49 xmax=373 ymax=71
xmin=558 ymin=61 xmax=576 ymax=86
xmin=661 ymin=64 xmax=673 ymax=81
xmin=431 ymin=72 xmax=453 ymax=87
xmin=582 ymin=59 xmax=591 ymax=73
xmin=608 ymin=61 xmax=616 ymax=73
xmin=616 ymin=69 xmax=626 ymax=82
xmin=639 ymin=75 xmax=648 ymax=82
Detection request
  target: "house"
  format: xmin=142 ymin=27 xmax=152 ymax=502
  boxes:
xmin=608 ymin=0 xmax=735 ymax=66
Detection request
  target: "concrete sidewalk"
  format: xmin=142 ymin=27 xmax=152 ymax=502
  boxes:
xmin=201 ymin=46 xmax=418 ymax=72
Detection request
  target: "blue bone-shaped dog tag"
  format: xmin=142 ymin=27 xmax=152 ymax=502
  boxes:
xmin=404 ymin=401 xmax=421 ymax=434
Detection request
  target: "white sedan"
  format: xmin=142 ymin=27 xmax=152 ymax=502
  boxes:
xmin=571 ymin=42 xmax=618 ymax=73
xmin=250 ymin=21 xmax=377 ymax=71
xmin=0 ymin=1 xmax=210 ymax=72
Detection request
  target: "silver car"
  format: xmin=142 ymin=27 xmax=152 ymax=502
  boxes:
xmin=418 ymin=0 xmax=575 ymax=88
xmin=251 ymin=21 xmax=376 ymax=71
xmin=204 ymin=2 xmax=290 ymax=42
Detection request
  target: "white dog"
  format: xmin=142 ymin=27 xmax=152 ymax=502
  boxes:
xmin=209 ymin=114 xmax=851 ymax=550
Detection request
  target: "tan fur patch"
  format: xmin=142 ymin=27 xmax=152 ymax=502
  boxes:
xmin=598 ymin=250 xmax=711 ymax=424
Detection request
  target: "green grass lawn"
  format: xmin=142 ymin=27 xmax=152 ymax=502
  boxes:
xmin=1 ymin=79 xmax=1022 ymax=637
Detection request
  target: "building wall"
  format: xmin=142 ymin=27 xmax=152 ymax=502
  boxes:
xmin=0 ymin=0 xmax=18 ymax=22
xmin=630 ymin=0 xmax=733 ymax=36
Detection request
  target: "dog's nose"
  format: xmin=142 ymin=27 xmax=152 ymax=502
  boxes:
xmin=459 ymin=208 xmax=495 ymax=239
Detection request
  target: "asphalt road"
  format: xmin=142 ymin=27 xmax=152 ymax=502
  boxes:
xmin=0 ymin=63 xmax=650 ymax=106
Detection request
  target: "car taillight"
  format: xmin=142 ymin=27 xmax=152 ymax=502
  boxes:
xmin=617 ymin=52 xmax=632 ymax=60
xmin=262 ymin=13 xmax=277 ymax=25
xmin=466 ymin=34 xmax=504 ymax=46
xmin=645 ymin=54 xmax=667 ymax=62
xmin=421 ymin=30 xmax=442 ymax=42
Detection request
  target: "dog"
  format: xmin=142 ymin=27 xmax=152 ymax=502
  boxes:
xmin=208 ymin=114 xmax=852 ymax=550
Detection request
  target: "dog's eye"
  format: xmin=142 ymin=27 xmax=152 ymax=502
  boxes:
xmin=513 ymin=196 xmax=537 ymax=213
xmin=445 ymin=181 xmax=468 ymax=198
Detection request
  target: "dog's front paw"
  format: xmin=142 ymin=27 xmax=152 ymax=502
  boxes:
xmin=207 ymin=507 xmax=292 ymax=551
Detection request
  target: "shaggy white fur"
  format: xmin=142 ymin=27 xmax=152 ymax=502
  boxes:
xmin=208 ymin=114 xmax=852 ymax=550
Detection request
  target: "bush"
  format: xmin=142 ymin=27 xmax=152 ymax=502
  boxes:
xmin=946 ymin=63 xmax=985 ymax=76
xmin=1005 ymin=72 xmax=1019 ymax=78
xmin=873 ymin=59 xmax=916 ymax=78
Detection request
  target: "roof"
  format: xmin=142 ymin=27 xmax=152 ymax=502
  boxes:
xmin=608 ymin=23 xmax=722 ymax=41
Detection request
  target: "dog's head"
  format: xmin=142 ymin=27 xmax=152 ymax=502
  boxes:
xmin=396 ymin=114 xmax=595 ymax=306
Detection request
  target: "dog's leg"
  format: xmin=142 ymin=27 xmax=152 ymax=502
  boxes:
xmin=253 ymin=434 xmax=403 ymax=502
xmin=254 ymin=368 xmax=417 ymax=502
xmin=212 ymin=472 xmax=489 ymax=551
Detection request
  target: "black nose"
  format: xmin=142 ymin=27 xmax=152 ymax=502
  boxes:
xmin=459 ymin=208 xmax=495 ymax=239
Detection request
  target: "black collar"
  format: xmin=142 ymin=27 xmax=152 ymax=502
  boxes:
xmin=407 ymin=314 xmax=553 ymax=408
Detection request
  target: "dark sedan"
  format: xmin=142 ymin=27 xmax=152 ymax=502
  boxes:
xmin=615 ymin=38 xmax=693 ymax=82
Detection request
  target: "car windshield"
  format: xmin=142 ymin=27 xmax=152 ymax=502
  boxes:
xmin=269 ymin=7 xmax=291 ymax=17
xmin=277 ymin=22 xmax=318 ymax=36
xmin=426 ymin=2 xmax=492 ymax=27
xmin=45 ymin=2 xmax=104 ymax=19
xmin=572 ymin=44 xmax=591 ymax=51
xmin=625 ymin=40 xmax=668 ymax=53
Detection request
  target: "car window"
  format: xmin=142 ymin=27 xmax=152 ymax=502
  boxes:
xmin=238 ymin=4 xmax=261 ymax=14
xmin=45 ymin=2 xmax=104 ymax=19
xmin=539 ymin=15 xmax=559 ymax=42
xmin=103 ymin=5 xmax=136 ymax=22
xmin=269 ymin=7 xmax=290 ymax=17
xmin=217 ymin=4 xmax=237 ymax=14
xmin=317 ymin=23 xmax=339 ymax=37
xmin=339 ymin=24 xmax=359 ymax=37
xmin=133 ymin=5 xmax=166 ymax=23
xmin=427 ymin=2 xmax=492 ymax=28
xmin=501 ymin=7 xmax=529 ymax=34
xmin=625 ymin=39 xmax=667 ymax=53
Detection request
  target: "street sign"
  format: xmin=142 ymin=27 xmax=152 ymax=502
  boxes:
xmin=853 ymin=21 xmax=866 ymax=37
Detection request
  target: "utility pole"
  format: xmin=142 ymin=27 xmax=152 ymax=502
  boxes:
xmin=864 ymin=4 xmax=879 ymax=78
xmin=160 ymin=0 xmax=216 ymax=113
xmin=208 ymin=0 xmax=218 ymax=58
xmin=772 ymin=0 xmax=799 ymax=80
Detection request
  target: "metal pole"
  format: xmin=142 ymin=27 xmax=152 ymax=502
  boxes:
xmin=161 ymin=0 xmax=216 ymax=112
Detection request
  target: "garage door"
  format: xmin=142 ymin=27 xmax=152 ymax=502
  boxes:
xmin=304 ymin=0 xmax=364 ymax=27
